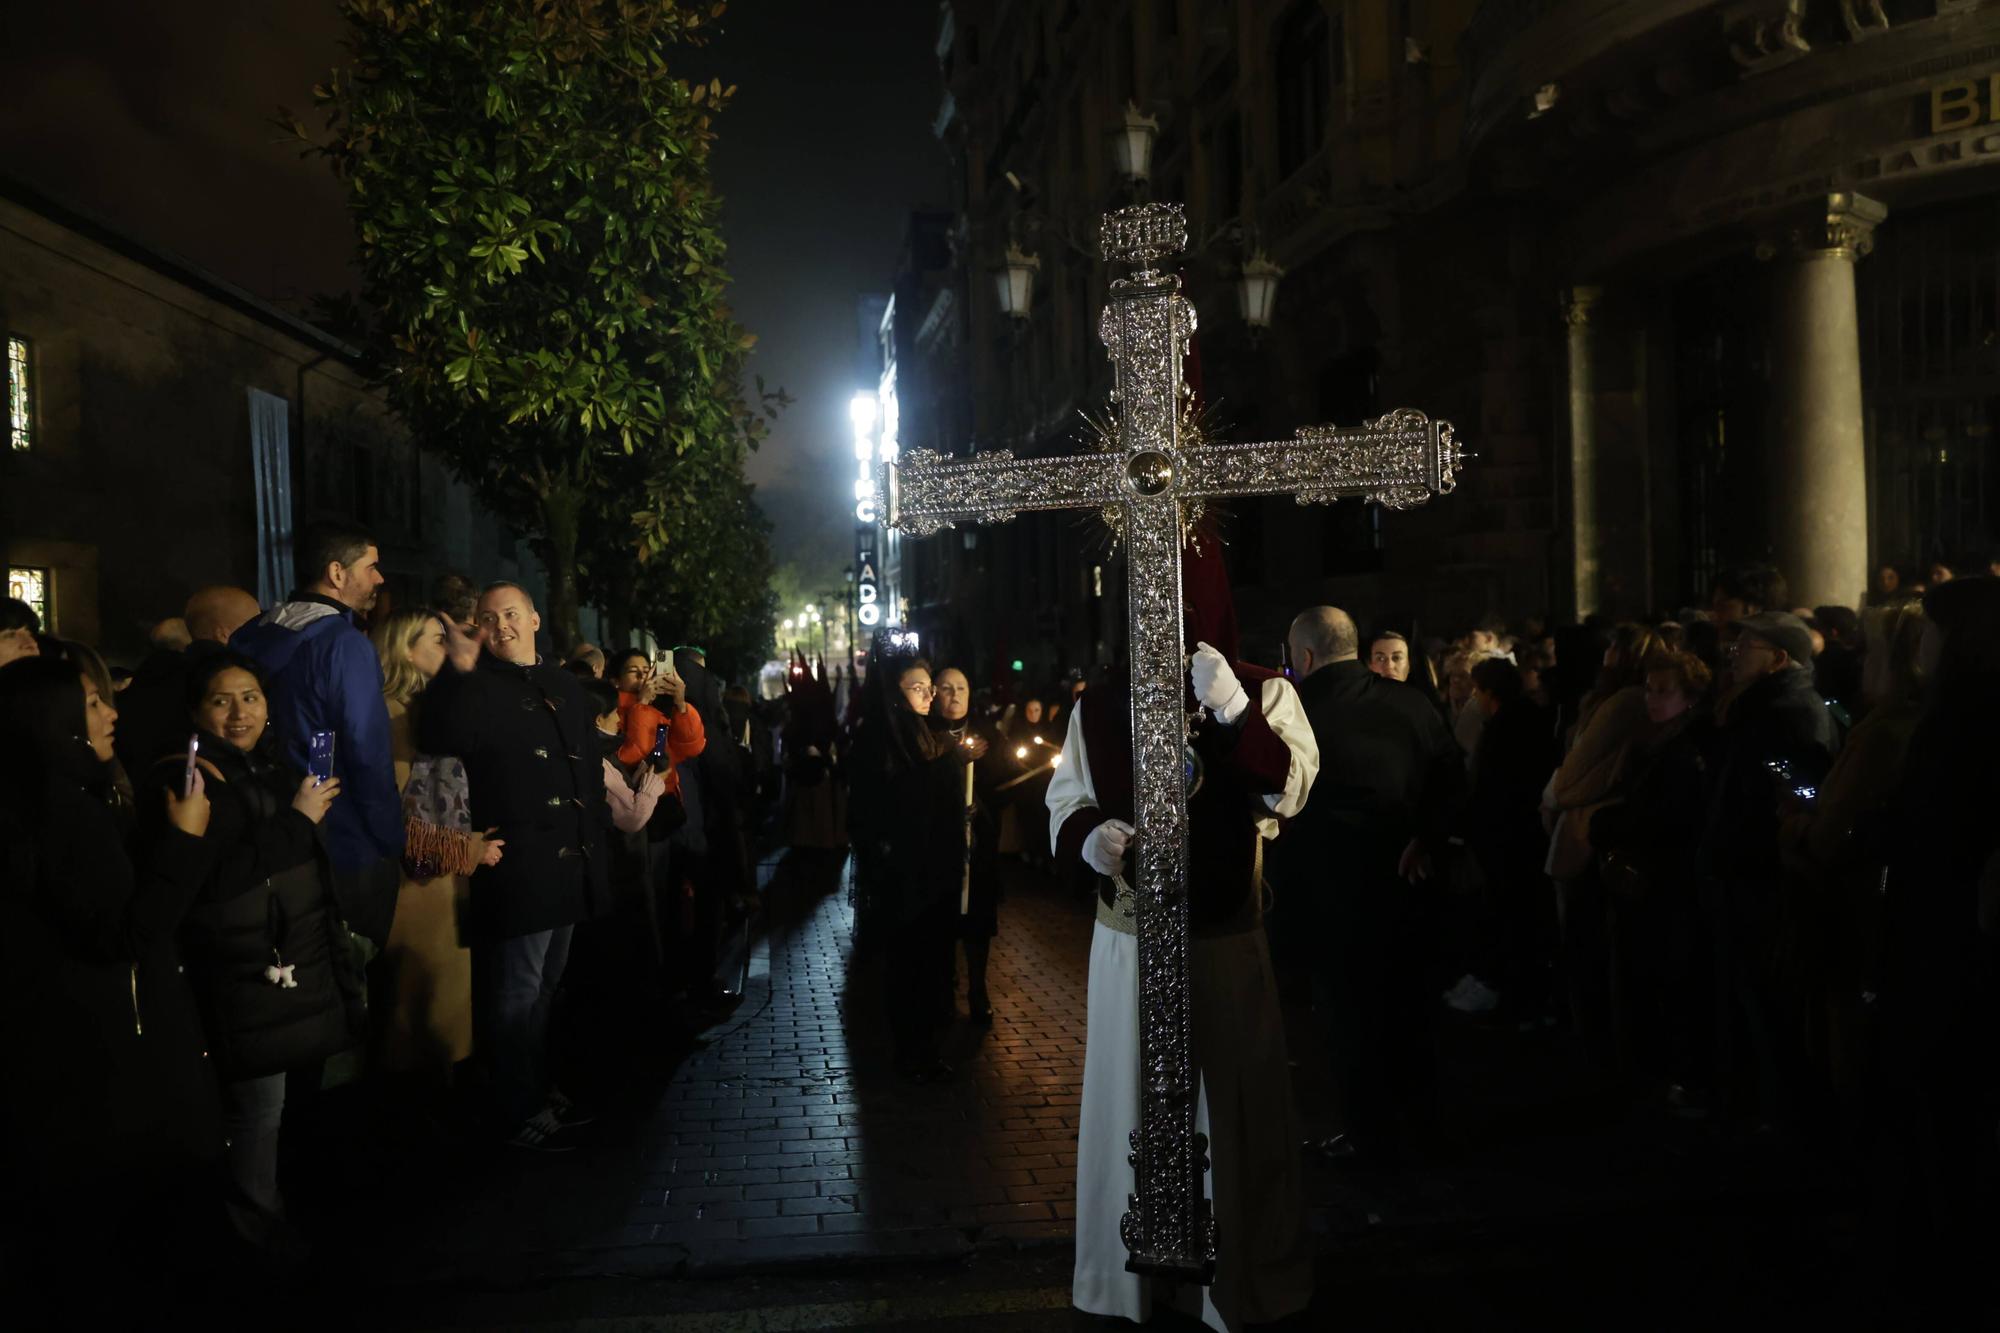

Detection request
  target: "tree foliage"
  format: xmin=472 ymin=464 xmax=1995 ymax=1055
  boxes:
xmin=292 ymin=0 xmax=783 ymax=651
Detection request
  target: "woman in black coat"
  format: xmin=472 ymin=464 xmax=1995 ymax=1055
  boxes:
xmin=847 ymin=649 xmax=980 ymax=1081
xmin=135 ymin=651 xmax=350 ymax=1260
xmin=0 ymin=652 xmax=217 ymax=1308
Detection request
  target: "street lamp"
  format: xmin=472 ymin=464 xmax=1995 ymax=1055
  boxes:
xmin=993 ymin=245 xmax=1041 ymax=320
xmin=1109 ymin=101 xmax=1160 ymax=188
xmin=1237 ymin=251 xmax=1285 ymax=335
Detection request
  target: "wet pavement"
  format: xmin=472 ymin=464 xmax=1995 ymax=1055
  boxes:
xmin=252 ymin=848 xmax=1947 ymax=1329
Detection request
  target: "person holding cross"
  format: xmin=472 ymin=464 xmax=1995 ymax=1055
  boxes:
xmin=1049 ymin=537 xmax=1319 ymax=1331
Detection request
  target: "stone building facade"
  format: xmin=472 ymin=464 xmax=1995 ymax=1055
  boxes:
xmin=0 ymin=179 xmax=551 ymax=660
xmin=887 ymin=0 xmax=2000 ymax=679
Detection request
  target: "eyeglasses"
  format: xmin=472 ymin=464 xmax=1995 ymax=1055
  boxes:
xmin=1727 ymin=640 xmax=1772 ymax=659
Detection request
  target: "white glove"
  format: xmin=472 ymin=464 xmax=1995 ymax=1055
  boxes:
xmin=1190 ymin=641 xmax=1249 ymax=724
xmin=1082 ymin=819 xmax=1136 ymax=877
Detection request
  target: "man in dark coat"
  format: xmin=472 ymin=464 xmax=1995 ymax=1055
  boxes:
xmin=1268 ymin=605 xmax=1465 ymax=1164
xmin=419 ymin=581 xmax=609 ymax=1151
xmin=1699 ymin=610 xmax=1837 ymax=1127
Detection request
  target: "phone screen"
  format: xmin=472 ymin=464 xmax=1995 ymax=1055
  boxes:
xmin=651 ymin=721 xmax=669 ymax=760
xmin=182 ymin=733 xmax=200 ymax=799
xmin=308 ymin=730 xmax=337 ymax=786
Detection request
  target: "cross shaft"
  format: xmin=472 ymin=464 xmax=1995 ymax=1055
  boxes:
xmin=877 ymin=202 xmax=1464 ymax=1282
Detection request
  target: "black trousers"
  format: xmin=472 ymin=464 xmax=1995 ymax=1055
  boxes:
xmin=887 ymin=896 xmax=957 ymax=1066
xmin=1314 ymin=873 xmax=1439 ymax=1154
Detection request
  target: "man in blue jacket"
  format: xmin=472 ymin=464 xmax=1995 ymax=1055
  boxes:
xmin=232 ymin=519 xmax=403 ymax=944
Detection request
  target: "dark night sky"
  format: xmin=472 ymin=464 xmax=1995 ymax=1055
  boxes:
xmin=0 ymin=0 xmax=946 ymax=590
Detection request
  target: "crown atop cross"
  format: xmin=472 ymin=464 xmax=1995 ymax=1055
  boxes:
xmin=1099 ymin=202 xmax=1188 ymax=271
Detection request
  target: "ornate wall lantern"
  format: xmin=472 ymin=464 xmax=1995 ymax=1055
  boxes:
xmin=1237 ymin=251 xmax=1285 ymax=333
xmin=993 ymin=245 xmax=1042 ymax=319
xmin=1108 ymin=101 xmax=1160 ymax=187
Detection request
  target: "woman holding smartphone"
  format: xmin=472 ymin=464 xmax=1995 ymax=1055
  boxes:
xmin=0 ymin=651 xmax=215 ymax=1310
xmin=139 ymin=651 xmax=354 ymax=1265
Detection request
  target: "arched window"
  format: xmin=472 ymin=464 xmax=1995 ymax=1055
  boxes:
xmin=1275 ymin=1 xmax=1333 ymax=180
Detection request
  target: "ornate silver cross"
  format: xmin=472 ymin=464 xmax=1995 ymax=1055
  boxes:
xmin=879 ymin=202 xmax=1465 ymax=1281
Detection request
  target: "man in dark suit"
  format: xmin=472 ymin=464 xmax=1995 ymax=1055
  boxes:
xmin=1268 ymin=605 xmax=1465 ymax=1165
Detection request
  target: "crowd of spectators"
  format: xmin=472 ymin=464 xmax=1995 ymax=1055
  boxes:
xmin=1261 ymin=560 xmax=1997 ymax=1301
xmin=0 ymin=518 xmax=772 ymax=1315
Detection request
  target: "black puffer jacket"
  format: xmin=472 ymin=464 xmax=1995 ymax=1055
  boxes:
xmin=141 ymin=735 xmax=357 ymax=1080
xmin=0 ymin=754 xmax=219 ymax=1190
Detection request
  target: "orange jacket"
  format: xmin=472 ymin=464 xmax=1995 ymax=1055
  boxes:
xmin=616 ymin=692 xmax=707 ymax=796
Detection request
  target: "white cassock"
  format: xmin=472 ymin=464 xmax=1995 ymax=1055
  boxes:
xmin=1049 ymin=676 xmax=1319 ymax=1331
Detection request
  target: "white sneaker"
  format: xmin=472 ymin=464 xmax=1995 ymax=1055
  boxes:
xmin=1446 ymin=976 xmax=1500 ymax=1013
xmin=1441 ymin=973 xmax=1478 ymax=1004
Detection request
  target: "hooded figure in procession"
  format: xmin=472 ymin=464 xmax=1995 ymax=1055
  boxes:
xmin=1048 ymin=533 xmax=1319 ymax=1331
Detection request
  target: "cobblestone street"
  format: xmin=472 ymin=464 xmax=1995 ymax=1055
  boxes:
xmin=326 ymin=852 xmax=1098 ymax=1293
xmin=309 ymin=849 xmax=1885 ymax=1330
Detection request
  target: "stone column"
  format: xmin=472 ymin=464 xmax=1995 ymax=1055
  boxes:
xmin=1764 ymin=193 xmax=1884 ymax=610
xmin=1562 ymin=286 xmax=1602 ymax=620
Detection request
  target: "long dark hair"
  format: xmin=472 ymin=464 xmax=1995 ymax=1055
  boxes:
xmin=0 ymin=656 xmax=117 ymax=880
xmin=0 ymin=655 xmax=92 ymax=788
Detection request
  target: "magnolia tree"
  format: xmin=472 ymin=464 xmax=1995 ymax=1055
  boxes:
xmin=293 ymin=0 xmax=780 ymax=647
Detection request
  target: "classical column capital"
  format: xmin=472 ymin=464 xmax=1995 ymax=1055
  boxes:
xmin=1760 ymin=192 xmax=1888 ymax=262
xmin=1560 ymin=285 xmax=1603 ymax=328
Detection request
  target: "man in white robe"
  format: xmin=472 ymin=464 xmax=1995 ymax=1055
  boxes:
xmin=1048 ymin=544 xmax=1319 ymax=1331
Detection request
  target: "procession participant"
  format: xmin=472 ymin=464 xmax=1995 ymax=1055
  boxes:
xmin=780 ymin=650 xmax=846 ymax=853
xmin=847 ymin=649 xmax=979 ymax=1080
xmin=417 ymin=582 xmax=610 ymax=1151
xmin=928 ymin=666 xmax=1006 ymax=1023
xmin=1270 ymin=605 xmax=1464 ymax=1165
xmin=1049 ymin=537 xmax=1319 ymax=1332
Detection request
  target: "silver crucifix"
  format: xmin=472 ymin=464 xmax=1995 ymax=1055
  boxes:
xmin=879 ymin=201 xmax=1465 ymax=1281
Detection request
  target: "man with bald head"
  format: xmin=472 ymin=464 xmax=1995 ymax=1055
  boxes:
xmin=115 ymin=584 xmax=263 ymax=772
xmin=185 ymin=585 xmax=262 ymax=646
xmin=1267 ymin=606 xmax=1465 ymax=1167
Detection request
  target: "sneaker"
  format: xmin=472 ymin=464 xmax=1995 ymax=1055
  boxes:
xmin=505 ymin=1108 xmax=575 ymax=1153
xmin=1441 ymin=973 xmax=1477 ymax=1004
xmin=547 ymin=1086 xmax=597 ymax=1129
xmin=1446 ymin=976 xmax=1500 ymax=1014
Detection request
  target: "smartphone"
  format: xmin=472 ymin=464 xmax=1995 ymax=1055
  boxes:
xmin=308 ymin=730 xmax=337 ymax=787
xmin=182 ymin=733 xmax=200 ymax=799
xmin=651 ymin=721 xmax=669 ymax=760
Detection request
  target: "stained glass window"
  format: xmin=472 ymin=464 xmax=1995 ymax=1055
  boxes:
xmin=7 ymin=566 xmax=49 ymax=629
xmin=7 ymin=336 xmax=30 ymax=451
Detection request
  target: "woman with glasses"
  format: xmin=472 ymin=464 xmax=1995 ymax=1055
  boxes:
xmin=848 ymin=647 xmax=982 ymax=1081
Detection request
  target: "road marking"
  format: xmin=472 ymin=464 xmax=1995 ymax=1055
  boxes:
xmin=452 ymin=1284 xmax=1073 ymax=1332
